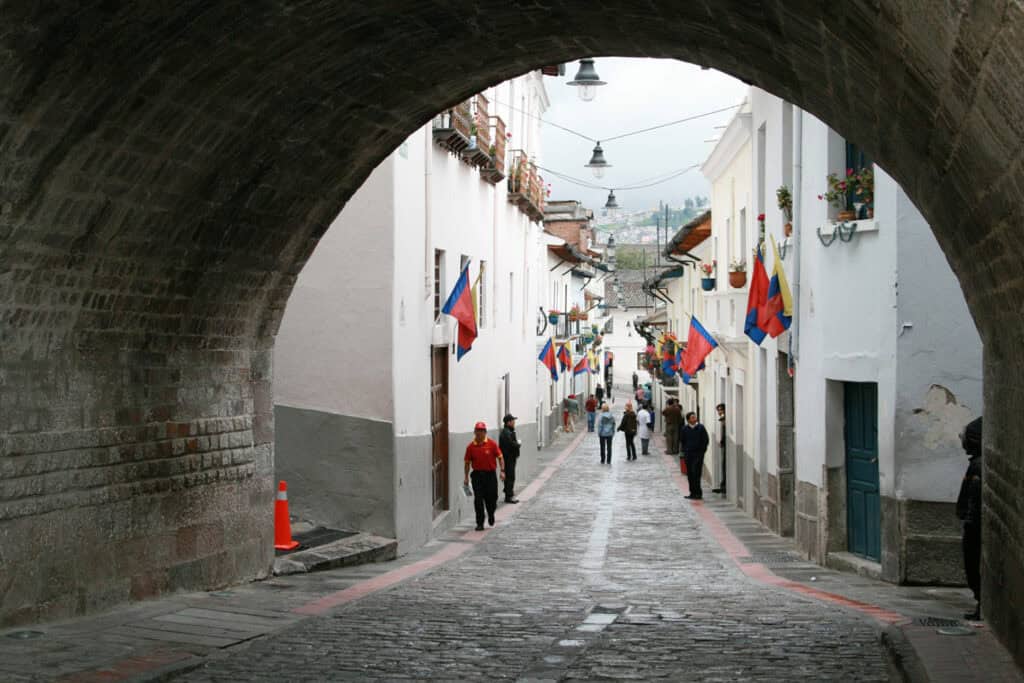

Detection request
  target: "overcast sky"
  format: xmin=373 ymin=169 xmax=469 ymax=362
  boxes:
xmin=540 ymin=58 xmax=748 ymax=213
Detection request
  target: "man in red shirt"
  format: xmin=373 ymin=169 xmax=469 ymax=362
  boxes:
xmin=464 ymin=421 xmax=505 ymax=530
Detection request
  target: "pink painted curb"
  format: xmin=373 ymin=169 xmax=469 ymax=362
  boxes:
xmin=293 ymin=429 xmax=588 ymax=616
xmin=659 ymin=449 xmax=905 ymax=625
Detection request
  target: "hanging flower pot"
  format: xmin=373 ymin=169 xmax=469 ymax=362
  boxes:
xmin=837 ymin=209 xmax=857 ymax=222
xmin=701 ymin=277 xmax=716 ymax=291
xmin=729 ymin=271 xmax=747 ymax=288
xmin=548 ymin=311 xmax=560 ymax=325
xmin=591 ymin=324 xmax=599 ymax=335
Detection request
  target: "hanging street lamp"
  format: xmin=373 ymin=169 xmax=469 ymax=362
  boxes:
xmin=585 ymin=142 xmax=611 ymax=179
xmin=604 ymin=190 xmax=619 ymax=211
xmin=566 ymin=58 xmax=606 ymax=102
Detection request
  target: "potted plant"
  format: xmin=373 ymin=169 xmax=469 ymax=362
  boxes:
xmin=699 ymin=260 xmax=716 ymax=291
xmin=591 ymin=324 xmax=599 ymax=335
xmin=820 ymin=171 xmax=857 ymax=221
xmin=548 ymin=310 xmax=561 ymax=325
xmin=757 ymin=212 xmax=766 ymax=242
xmin=568 ymin=304 xmax=582 ymax=321
xmin=854 ymin=166 xmax=874 ymax=218
xmin=728 ymin=258 xmax=747 ymax=288
xmin=777 ymin=185 xmax=793 ymax=236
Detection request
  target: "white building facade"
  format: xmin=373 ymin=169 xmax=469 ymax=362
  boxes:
xmin=273 ymin=72 xmax=552 ymax=552
xmin=690 ymin=87 xmax=982 ymax=585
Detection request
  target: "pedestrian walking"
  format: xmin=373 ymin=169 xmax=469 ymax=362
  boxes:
xmin=632 ymin=371 xmax=639 ymax=392
xmin=679 ymin=412 xmax=709 ymax=500
xmin=562 ymin=395 xmax=576 ymax=433
xmin=637 ymin=403 xmax=652 ymax=455
xmin=662 ymin=398 xmax=683 ymax=455
xmin=597 ymin=404 xmax=616 ymax=464
xmin=463 ymin=421 xmax=505 ymax=530
xmin=711 ymin=403 xmax=727 ymax=495
xmin=499 ymin=414 xmax=521 ymax=504
xmin=957 ymin=416 xmax=983 ymax=620
xmin=643 ymin=383 xmax=652 ymax=404
xmin=585 ymin=394 xmax=598 ymax=432
xmin=595 ymin=384 xmax=605 ymax=406
xmin=618 ymin=402 xmax=638 ymax=461
xmin=635 ymin=386 xmax=645 ymax=404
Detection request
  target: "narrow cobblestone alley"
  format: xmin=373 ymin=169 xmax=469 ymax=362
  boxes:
xmin=180 ymin=415 xmax=889 ymax=682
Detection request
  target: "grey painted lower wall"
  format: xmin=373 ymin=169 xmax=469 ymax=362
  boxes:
xmin=394 ymin=432 xmax=433 ymax=550
xmin=274 ymin=405 xmax=396 ymax=539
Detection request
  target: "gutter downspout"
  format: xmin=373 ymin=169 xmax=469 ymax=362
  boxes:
xmin=790 ymin=108 xmax=803 ymax=366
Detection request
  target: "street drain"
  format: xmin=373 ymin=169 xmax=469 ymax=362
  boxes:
xmin=915 ymin=617 xmax=963 ymax=627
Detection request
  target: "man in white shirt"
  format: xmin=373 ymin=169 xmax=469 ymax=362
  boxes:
xmin=636 ymin=403 xmax=652 ymax=455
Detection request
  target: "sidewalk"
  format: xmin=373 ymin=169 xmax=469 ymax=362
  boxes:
xmin=654 ymin=434 xmax=1022 ymax=683
xmin=0 ymin=428 xmax=585 ymax=683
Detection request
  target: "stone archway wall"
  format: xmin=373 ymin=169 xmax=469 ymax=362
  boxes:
xmin=2 ymin=0 xmax=1023 ymax=659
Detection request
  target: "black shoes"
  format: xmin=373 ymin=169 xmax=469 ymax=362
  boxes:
xmin=712 ymin=487 xmax=726 ymax=494
xmin=475 ymin=524 xmax=484 ymax=531
xmin=488 ymin=515 xmax=495 ymax=527
xmin=505 ymin=498 xmax=518 ymax=504
xmin=684 ymin=495 xmax=703 ymax=500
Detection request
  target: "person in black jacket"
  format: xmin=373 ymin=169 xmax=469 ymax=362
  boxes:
xmin=499 ymin=414 xmax=522 ymax=503
xmin=679 ymin=411 xmax=709 ymax=500
xmin=956 ymin=416 xmax=983 ymax=620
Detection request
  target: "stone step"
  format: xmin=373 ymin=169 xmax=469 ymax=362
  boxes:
xmin=272 ymin=533 xmax=398 ymax=576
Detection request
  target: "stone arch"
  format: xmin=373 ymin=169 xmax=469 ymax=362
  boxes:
xmin=2 ymin=1 xmax=1022 ymax=660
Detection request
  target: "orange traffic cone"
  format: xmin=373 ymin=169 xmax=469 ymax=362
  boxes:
xmin=274 ymin=480 xmax=300 ymax=551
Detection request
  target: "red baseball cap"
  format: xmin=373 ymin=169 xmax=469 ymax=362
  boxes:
xmin=474 ymin=421 xmax=487 ymax=431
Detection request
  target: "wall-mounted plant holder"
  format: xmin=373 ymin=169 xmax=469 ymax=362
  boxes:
xmin=817 ymin=221 xmax=859 ymax=247
xmin=817 ymin=224 xmax=838 ymax=247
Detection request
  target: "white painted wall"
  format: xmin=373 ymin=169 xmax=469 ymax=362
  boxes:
xmin=274 ymin=159 xmax=395 ymax=422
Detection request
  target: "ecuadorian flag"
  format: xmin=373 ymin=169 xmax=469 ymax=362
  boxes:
xmin=441 ymin=263 xmax=477 ymax=360
xmin=760 ymin=236 xmax=793 ymax=337
xmin=538 ymin=338 xmax=558 ymax=381
xmin=680 ymin=316 xmax=718 ymax=383
xmin=573 ymin=357 xmax=589 ymax=375
xmin=557 ymin=344 xmax=572 ymax=372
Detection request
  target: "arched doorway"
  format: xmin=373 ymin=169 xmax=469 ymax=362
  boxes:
xmin=1 ymin=1 xmax=1021 ymax=661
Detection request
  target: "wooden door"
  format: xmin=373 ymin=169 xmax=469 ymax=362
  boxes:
xmin=845 ymin=382 xmax=880 ymax=560
xmin=431 ymin=347 xmax=449 ymax=517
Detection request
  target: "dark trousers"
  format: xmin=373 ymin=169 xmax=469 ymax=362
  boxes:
xmin=504 ymin=455 xmax=518 ymax=500
xmin=720 ymin=441 xmax=727 ymax=489
xmin=624 ymin=433 xmax=637 ymax=460
xmin=685 ymin=451 xmax=705 ymax=498
xmin=599 ymin=436 xmax=613 ymax=463
xmin=963 ymin=523 xmax=981 ymax=602
xmin=640 ymin=438 xmax=650 ymax=455
xmin=471 ymin=470 xmax=498 ymax=526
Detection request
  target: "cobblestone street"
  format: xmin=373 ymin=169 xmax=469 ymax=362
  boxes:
xmin=181 ymin=423 xmax=889 ymax=682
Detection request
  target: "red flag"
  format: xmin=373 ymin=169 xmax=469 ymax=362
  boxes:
xmin=680 ymin=317 xmax=719 ymax=381
xmin=441 ymin=264 xmax=477 ymax=360
xmin=745 ymin=244 xmax=770 ymax=345
xmin=538 ymin=338 xmax=558 ymax=381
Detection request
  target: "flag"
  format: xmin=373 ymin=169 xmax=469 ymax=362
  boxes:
xmin=744 ymin=243 xmax=770 ymax=345
xmin=573 ymin=357 xmax=589 ymax=375
xmin=588 ymin=350 xmax=599 ymax=374
xmin=538 ymin=338 xmax=558 ymax=381
xmin=557 ymin=344 xmax=572 ymax=372
xmin=660 ymin=335 xmax=678 ymax=378
xmin=441 ymin=263 xmax=477 ymax=360
xmin=761 ymin=236 xmax=793 ymax=337
xmin=604 ymin=350 xmax=615 ymax=366
xmin=679 ymin=316 xmax=719 ymax=383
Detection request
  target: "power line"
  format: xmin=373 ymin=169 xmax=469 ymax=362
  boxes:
xmin=493 ymin=99 xmax=741 ymax=145
xmin=535 ymin=163 xmax=701 ymax=193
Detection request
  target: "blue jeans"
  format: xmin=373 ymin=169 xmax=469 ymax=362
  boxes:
xmin=587 ymin=412 xmax=596 ymax=431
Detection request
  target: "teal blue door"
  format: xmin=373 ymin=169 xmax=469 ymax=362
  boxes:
xmin=845 ymin=382 xmax=880 ymax=561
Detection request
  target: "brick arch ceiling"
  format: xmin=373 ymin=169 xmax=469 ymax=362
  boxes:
xmin=3 ymin=1 xmax=1024 ymax=660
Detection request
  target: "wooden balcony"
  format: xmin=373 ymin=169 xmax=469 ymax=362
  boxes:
xmin=507 ymin=150 xmax=528 ymax=205
xmin=480 ymin=115 xmax=506 ymax=185
xmin=432 ymin=100 xmax=472 ymax=154
xmin=461 ymin=94 xmax=492 ymax=168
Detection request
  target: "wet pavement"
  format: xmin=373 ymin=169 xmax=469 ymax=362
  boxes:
xmin=3 ymin=414 xmax=1019 ymax=681
xmin=179 ymin=421 xmax=890 ymax=682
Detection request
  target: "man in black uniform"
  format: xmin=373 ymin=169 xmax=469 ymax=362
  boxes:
xmin=956 ymin=416 xmax=983 ymax=620
xmin=679 ymin=411 xmax=709 ymax=500
xmin=712 ymin=403 xmax=727 ymax=495
xmin=499 ymin=414 xmax=521 ymax=504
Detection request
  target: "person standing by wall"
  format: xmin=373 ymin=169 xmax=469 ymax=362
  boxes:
xmin=595 ymin=383 xmax=605 ymax=406
xmin=662 ymin=399 xmax=683 ymax=456
xmin=680 ymin=411 xmax=709 ymax=500
xmin=597 ymin=404 xmax=616 ymax=465
xmin=711 ymin=403 xmax=727 ymax=495
xmin=499 ymin=414 xmax=521 ymax=504
xmin=585 ymin=394 xmax=598 ymax=432
xmin=463 ymin=421 xmax=505 ymax=530
xmin=957 ymin=416 xmax=983 ymax=620
xmin=632 ymin=371 xmax=639 ymax=393
xmin=618 ymin=402 xmax=638 ymax=461
xmin=562 ymin=395 xmax=576 ymax=433
xmin=637 ymin=402 xmax=652 ymax=455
